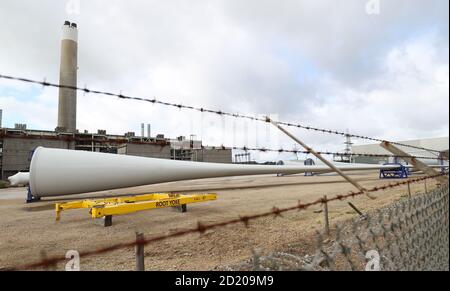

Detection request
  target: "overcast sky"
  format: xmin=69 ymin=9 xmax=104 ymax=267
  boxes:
xmin=0 ymin=0 xmax=448 ymax=161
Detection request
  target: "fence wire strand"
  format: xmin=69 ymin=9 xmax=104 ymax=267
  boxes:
xmin=205 ymin=145 xmax=444 ymax=161
xmin=0 ymin=73 xmax=444 ymax=155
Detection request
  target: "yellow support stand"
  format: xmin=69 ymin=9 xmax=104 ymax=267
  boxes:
xmin=55 ymin=193 xmax=217 ymax=227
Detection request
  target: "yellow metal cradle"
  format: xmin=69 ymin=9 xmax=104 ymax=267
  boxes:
xmin=55 ymin=193 xmax=217 ymax=226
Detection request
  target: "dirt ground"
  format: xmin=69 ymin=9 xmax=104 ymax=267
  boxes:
xmin=0 ymin=171 xmax=438 ymax=271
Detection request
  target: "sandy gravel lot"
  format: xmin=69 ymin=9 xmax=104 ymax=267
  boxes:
xmin=0 ymin=171 xmax=437 ymax=270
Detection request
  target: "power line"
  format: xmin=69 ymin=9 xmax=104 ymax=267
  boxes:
xmin=203 ymin=145 xmax=444 ymax=161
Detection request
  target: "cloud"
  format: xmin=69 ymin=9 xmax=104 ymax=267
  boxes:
xmin=300 ymin=32 xmax=448 ymax=143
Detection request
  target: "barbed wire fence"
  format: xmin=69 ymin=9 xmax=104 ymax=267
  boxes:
xmin=221 ymin=181 xmax=449 ymax=271
xmin=203 ymin=145 xmax=444 ymax=161
xmin=3 ymin=173 xmax=448 ymax=271
xmin=0 ymin=74 xmax=445 ymax=156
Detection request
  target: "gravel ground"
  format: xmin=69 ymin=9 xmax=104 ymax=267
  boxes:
xmin=0 ymin=171 xmax=436 ymax=271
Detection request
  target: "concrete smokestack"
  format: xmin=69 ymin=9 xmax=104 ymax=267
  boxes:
xmin=57 ymin=21 xmax=78 ymax=133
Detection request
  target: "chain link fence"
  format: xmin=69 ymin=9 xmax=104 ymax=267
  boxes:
xmin=222 ymin=182 xmax=449 ymax=271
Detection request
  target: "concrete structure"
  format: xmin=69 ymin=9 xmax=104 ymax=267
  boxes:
xmin=57 ymin=21 xmax=78 ymax=133
xmin=195 ymin=148 xmax=233 ymax=164
xmin=0 ymin=128 xmax=232 ymax=180
xmin=118 ymin=140 xmax=232 ymax=164
xmin=352 ymin=137 xmax=449 ymax=164
xmin=118 ymin=143 xmax=171 ymax=159
xmin=0 ymin=127 xmax=165 ymax=180
xmin=1 ymin=137 xmax=70 ymax=180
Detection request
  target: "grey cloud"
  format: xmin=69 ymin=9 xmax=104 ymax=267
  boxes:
xmin=220 ymin=0 xmax=449 ymax=87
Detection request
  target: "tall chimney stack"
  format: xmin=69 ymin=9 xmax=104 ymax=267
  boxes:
xmin=57 ymin=21 xmax=78 ymax=133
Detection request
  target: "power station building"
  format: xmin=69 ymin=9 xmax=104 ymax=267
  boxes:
xmin=351 ymin=137 xmax=449 ymax=165
xmin=0 ymin=21 xmax=231 ymax=180
xmin=0 ymin=127 xmax=232 ymax=180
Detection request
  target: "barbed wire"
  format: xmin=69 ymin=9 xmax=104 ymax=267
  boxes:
xmin=0 ymin=73 xmax=444 ymax=155
xmin=4 ymin=172 xmax=447 ymax=271
xmin=203 ymin=145 xmax=446 ymax=161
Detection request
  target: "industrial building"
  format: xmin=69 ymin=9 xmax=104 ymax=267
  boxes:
xmin=0 ymin=21 xmax=231 ymax=181
xmin=0 ymin=126 xmax=232 ymax=180
xmin=351 ymin=137 xmax=449 ymax=164
xmin=117 ymin=136 xmax=232 ymax=163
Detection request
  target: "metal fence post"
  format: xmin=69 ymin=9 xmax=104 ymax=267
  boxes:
xmin=323 ymin=196 xmax=330 ymax=236
xmin=135 ymin=232 xmax=145 ymax=271
xmin=348 ymin=202 xmax=366 ymax=219
xmin=424 ymin=180 xmax=428 ymax=194
xmin=407 ymin=181 xmax=411 ymax=199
